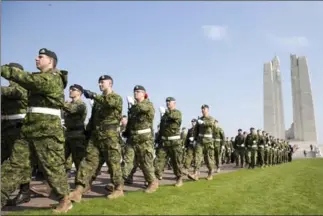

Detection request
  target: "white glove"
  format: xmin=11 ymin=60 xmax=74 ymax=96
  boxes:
xmin=159 ymin=106 xmax=166 ymax=115
xmin=127 ymin=96 xmax=135 ymax=105
xmin=221 ymin=145 xmax=225 ymax=150
xmin=189 ymin=137 xmax=194 ymax=142
xmin=198 ymin=119 xmax=204 ymax=124
xmin=89 ymin=99 xmax=94 ymax=107
xmin=61 ymin=119 xmax=66 ymax=130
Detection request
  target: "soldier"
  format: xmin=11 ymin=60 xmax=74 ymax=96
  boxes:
xmin=68 ymin=75 xmax=124 ymax=202
xmin=257 ymin=130 xmax=265 ymax=168
xmin=245 ymin=127 xmax=258 ymax=169
xmin=243 ymin=131 xmax=249 ymax=167
xmin=213 ymin=120 xmax=225 ymax=173
xmin=230 ymin=137 xmax=235 ymax=163
xmin=188 ymin=104 xmax=218 ymax=181
xmin=183 ymin=119 xmax=197 ymax=171
xmin=122 ymin=85 xmax=159 ymax=193
xmin=225 ymin=137 xmax=233 ymax=164
xmin=181 ymin=127 xmax=188 ymax=162
xmin=1 ymin=63 xmax=31 ymax=206
xmin=154 ymin=97 xmax=184 ymax=187
xmin=234 ymin=129 xmax=245 ymax=168
xmin=263 ymin=132 xmax=271 ymax=167
xmin=1 ymin=48 xmax=72 ymax=213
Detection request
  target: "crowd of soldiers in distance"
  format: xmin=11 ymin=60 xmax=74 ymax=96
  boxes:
xmin=0 ymin=48 xmax=298 ymax=213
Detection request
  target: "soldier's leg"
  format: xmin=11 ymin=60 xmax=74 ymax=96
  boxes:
xmin=1 ymin=139 xmax=32 ymax=208
xmin=188 ymin=143 xmax=202 ymax=181
xmin=69 ymin=139 xmax=100 ymax=202
xmin=69 ymin=137 xmax=86 ymax=172
xmin=154 ymin=147 xmax=168 ymax=180
xmin=204 ymin=142 xmax=215 ymax=179
xmin=135 ymin=140 xmax=158 ymax=193
xmin=246 ymin=150 xmax=251 ymax=168
xmin=214 ymin=144 xmax=221 ymax=170
xmin=234 ymin=150 xmax=240 ymax=166
xmin=184 ymin=146 xmax=194 ymax=170
xmin=169 ymin=143 xmax=184 ymax=186
xmin=239 ymin=150 xmax=245 ymax=167
xmin=122 ymin=145 xmax=135 ymax=180
xmin=252 ymin=150 xmax=258 ymax=168
xmin=103 ymin=135 xmax=124 ymax=199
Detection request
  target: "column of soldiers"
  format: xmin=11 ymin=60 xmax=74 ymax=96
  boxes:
xmin=1 ymin=48 xmax=295 ymax=214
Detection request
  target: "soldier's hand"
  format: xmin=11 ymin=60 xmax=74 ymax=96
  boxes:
xmin=198 ymin=119 xmax=204 ymax=124
xmin=127 ymin=96 xmax=135 ymax=105
xmin=89 ymin=99 xmax=94 ymax=107
xmin=159 ymin=106 xmax=166 ymax=115
xmin=84 ymin=89 xmax=96 ymax=99
xmin=189 ymin=137 xmax=194 ymax=142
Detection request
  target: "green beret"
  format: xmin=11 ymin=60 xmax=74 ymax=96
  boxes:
xmin=39 ymin=48 xmax=57 ymax=62
xmin=134 ymin=85 xmax=146 ymax=91
xmin=166 ymin=97 xmax=176 ymax=102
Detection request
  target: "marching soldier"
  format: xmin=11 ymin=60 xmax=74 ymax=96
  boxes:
xmin=245 ymin=127 xmax=258 ymax=169
xmin=183 ymin=119 xmax=197 ymax=171
xmin=234 ymin=129 xmax=245 ymax=168
xmin=154 ymin=97 xmax=184 ymax=187
xmin=257 ymin=130 xmax=265 ymax=168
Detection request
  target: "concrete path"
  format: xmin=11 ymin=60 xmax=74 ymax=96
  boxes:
xmin=2 ymin=163 xmax=240 ymax=214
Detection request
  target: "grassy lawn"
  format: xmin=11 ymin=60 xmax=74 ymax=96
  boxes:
xmin=9 ymin=158 xmax=323 ymax=215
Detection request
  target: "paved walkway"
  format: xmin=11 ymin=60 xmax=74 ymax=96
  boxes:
xmin=2 ymin=163 xmax=240 ymax=214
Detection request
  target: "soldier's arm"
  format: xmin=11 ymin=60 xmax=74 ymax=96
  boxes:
xmin=1 ymin=85 xmax=27 ymax=99
xmin=93 ymin=94 xmax=123 ymax=111
xmin=63 ymin=102 xmax=87 ymax=115
xmin=1 ymin=65 xmax=62 ymax=93
xmin=167 ymin=110 xmax=182 ymax=124
xmin=194 ymin=124 xmax=199 ymax=140
xmin=203 ymin=117 xmax=215 ymax=127
xmin=220 ymin=128 xmax=225 ymax=145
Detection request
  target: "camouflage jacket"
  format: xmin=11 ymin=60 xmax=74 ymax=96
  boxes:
xmin=194 ymin=115 xmax=215 ymax=142
xmin=246 ymin=133 xmax=259 ymax=148
xmin=1 ymin=81 xmax=28 ymax=133
xmin=213 ymin=126 xmax=225 ymax=146
xmin=257 ymin=134 xmax=266 ymax=149
xmin=234 ymin=134 xmax=245 ymax=149
xmin=125 ymin=99 xmax=155 ymax=142
xmin=1 ymin=65 xmax=67 ymax=141
xmin=158 ymin=109 xmax=182 ymax=139
xmin=86 ymin=91 xmax=123 ymax=140
xmin=184 ymin=126 xmax=196 ymax=147
xmin=63 ymin=99 xmax=87 ymax=137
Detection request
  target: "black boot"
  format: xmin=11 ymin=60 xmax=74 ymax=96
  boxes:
xmin=6 ymin=183 xmax=31 ymax=206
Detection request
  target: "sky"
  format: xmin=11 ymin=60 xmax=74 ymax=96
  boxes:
xmin=2 ymin=1 xmax=323 ymax=143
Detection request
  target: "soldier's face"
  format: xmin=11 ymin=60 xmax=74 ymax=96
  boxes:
xmin=134 ymin=90 xmax=145 ymax=100
xmin=201 ymin=108 xmax=208 ymax=116
xmin=35 ymin=54 xmax=52 ymax=70
xmin=69 ymin=88 xmax=81 ymax=98
xmin=121 ymin=118 xmax=127 ymax=126
xmin=191 ymin=121 xmax=196 ymax=127
xmin=99 ymin=80 xmax=111 ymax=91
xmin=166 ymin=100 xmax=175 ymax=109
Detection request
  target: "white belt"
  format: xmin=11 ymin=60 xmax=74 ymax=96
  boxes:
xmin=161 ymin=135 xmax=181 ymax=140
xmin=136 ymin=128 xmax=151 ymax=134
xmin=259 ymin=145 xmax=264 ymax=148
xmin=27 ymin=107 xmax=61 ymax=118
xmin=228 ymin=148 xmax=231 ymax=150
xmin=240 ymin=144 xmax=245 ymax=147
xmin=265 ymin=145 xmax=268 ymax=147
xmin=1 ymin=114 xmax=26 ymax=120
xmin=215 ymin=138 xmax=221 ymax=141
xmin=199 ymin=134 xmax=213 ymax=138
xmin=252 ymin=145 xmax=257 ymax=148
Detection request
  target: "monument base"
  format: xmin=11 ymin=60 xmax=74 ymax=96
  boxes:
xmin=288 ymin=140 xmax=322 ymax=158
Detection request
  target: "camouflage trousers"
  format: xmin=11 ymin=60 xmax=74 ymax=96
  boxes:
xmin=76 ymin=133 xmax=123 ymax=188
xmin=154 ymin=140 xmax=184 ymax=179
xmin=235 ymin=149 xmax=245 ymax=167
xmin=122 ymin=138 xmax=156 ymax=184
xmin=257 ymin=148 xmax=265 ymax=166
xmin=194 ymin=139 xmax=215 ymax=172
xmin=214 ymin=142 xmax=221 ymax=169
xmin=225 ymin=150 xmax=232 ymax=164
xmin=264 ymin=148 xmax=272 ymax=165
xmin=1 ymin=136 xmax=69 ymax=207
xmin=247 ymin=148 xmax=258 ymax=167
xmin=65 ymin=135 xmax=86 ymax=172
xmin=183 ymin=145 xmax=196 ymax=169
xmin=1 ymin=129 xmax=21 ymax=164
xmin=122 ymin=144 xmax=139 ymax=181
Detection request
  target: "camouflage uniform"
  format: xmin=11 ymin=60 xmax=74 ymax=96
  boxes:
xmin=123 ymin=85 xmax=158 ymax=193
xmin=225 ymin=137 xmax=233 ymax=164
xmin=263 ymin=133 xmax=271 ymax=166
xmin=183 ymin=121 xmax=197 ymax=170
xmin=70 ymin=84 xmax=124 ymax=201
xmin=154 ymin=100 xmax=183 ymax=186
xmin=257 ymin=130 xmax=265 ymax=168
xmin=1 ymin=62 xmax=71 ymax=210
xmin=234 ymin=130 xmax=245 ymax=167
xmin=213 ymin=123 xmax=225 ymax=172
xmin=63 ymin=99 xmax=87 ymax=172
xmin=1 ymin=81 xmax=27 ymax=163
xmin=245 ymin=128 xmax=258 ymax=168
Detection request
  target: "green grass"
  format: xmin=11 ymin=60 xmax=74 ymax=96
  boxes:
xmin=10 ymin=159 xmax=323 ymax=215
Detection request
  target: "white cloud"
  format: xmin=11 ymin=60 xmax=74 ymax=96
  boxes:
xmin=202 ymin=25 xmax=228 ymax=41
xmin=267 ymin=34 xmax=310 ymax=48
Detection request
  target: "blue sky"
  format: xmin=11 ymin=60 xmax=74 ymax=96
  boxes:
xmin=2 ymin=1 xmax=323 ymax=143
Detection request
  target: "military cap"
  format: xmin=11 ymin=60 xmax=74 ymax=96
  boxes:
xmin=8 ymin=62 xmax=24 ymax=71
xmin=39 ymin=48 xmax=58 ymax=62
xmin=214 ymin=119 xmax=219 ymax=123
xmin=69 ymin=84 xmax=83 ymax=93
xmin=133 ymin=85 xmax=146 ymax=91
xmin=166 ymin=97 xmax=176 ymax=102
xmin=250 ymin=127 xmax=255 ymax=130
xmin=201 ymin=104 xmax=209 ymax=109
xmin=122 ymin=115 xmax=127 ymax=118
xmin=98 ymin=75 xmax=113 ymax=83
xmin=191 ymin=118 xmax=197 ymax=122
xmin=238 ymin=129 xmax=242 ymax=132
